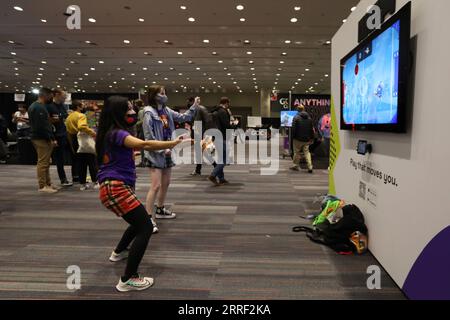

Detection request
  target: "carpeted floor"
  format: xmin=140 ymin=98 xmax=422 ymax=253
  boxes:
xmin=0 ymin=149 xmax=405 ymax=300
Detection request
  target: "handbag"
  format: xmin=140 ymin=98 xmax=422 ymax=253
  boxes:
xmin=77 ymin=131 xmax=96 ymax=154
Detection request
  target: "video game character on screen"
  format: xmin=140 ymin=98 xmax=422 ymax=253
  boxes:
xmin=342 ymin=21 xmax=401 ymax=126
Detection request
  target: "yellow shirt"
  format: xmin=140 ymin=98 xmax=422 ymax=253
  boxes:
xmin=65 ymin=111 xmax=96 ymax=136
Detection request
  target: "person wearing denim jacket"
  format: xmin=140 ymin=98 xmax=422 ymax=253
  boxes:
xmin=142 ymin=85 xmax=198 ymax=233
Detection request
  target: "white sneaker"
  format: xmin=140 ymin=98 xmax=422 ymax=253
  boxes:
xmin=151 ymin=218 xmax=159 ymax=234
xmin=80 ymin=184 xmax=90 ymax=191
xmin=38 ymin=186 xmax=58 ymax=194
xmin=109 ymin=249 xmax=129 ymax=262
xmin=116 ymin=276 xmax=154 ymax=292
xmin=93 ymin=183 xmax=100 ymax=190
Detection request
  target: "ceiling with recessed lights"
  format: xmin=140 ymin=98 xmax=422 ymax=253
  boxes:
xmin=0 ymin=0 xmax=358 ymax=94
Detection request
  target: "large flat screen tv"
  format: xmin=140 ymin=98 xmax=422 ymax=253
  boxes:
xmin=340 ymin=2 xmax=411 ymax=133
xmin=280 ymin=111 xmax=298 ymax=127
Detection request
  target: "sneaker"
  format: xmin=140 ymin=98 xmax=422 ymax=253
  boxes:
xmin=218 ymin=179 xmax=230 ymax=186
xmin=93 ymin=182 xmax=100 ymax=190
xmin=48 ymin=184 xmax=61 ymax=191
xmin=80 ymin=184 xmax=90 ymax=191
xmin=0 ymin=159 xmax=6 ymax=164
xmin=155 ymin=206 xmax=177 ymax=219
xmin=190 ymin=170 xmax=201 ymax=176
xmin=151 ymin=218 xmax=159 ymax=234
xmin=61 ymin=181 xmax=73 ymax=187
xmin=116 ymin=275 xmax=154 ymax=292
xmin=308 ymin=169 xmax=314 ymax=174
xmin=207 ymin=175 xmax=219 ymax=186
xmin=109 ymin=249 xmax=129 ymax=262
xmin=38 ymin=186 xmax=58 ymax=194
xmin=290 ymin=166 xmax=300 ymax=172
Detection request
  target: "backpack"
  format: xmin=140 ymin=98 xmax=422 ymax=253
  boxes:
xmin=293 ymin=204 xmax=368 ymax=255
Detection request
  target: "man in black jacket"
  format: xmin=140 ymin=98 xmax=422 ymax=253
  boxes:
xmin=290 ymin=105 xmax=315 ymax=173
xmin=29 ymin=88 xmax=58 ymax=193
xmin=208 ymin=97 xmax=232 ymax=186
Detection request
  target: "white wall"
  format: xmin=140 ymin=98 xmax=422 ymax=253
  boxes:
xmin=331 ymin=0 xmax=450 ymax=292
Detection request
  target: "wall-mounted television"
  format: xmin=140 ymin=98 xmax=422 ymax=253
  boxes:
xmin=340 ymin=2 xmax=411 ymax=133
xmin=280 ymin=111 xmax=298 ymax=127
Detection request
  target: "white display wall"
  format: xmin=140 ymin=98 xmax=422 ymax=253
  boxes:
xmin=331 ymin=0 xmax=450 ymax=299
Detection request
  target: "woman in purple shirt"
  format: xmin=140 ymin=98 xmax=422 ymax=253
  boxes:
xmin=96 ymin=96 xmax=185 ymax=292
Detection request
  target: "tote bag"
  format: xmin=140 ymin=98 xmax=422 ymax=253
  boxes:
xmin=77 ymin=132 xmax=96 ymax=154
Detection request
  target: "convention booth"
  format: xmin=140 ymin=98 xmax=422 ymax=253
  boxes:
xmin=330 ymin=0 xmax=450 ymax=299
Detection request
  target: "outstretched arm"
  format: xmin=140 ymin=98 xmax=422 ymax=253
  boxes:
xmin=124 ymin=135 xmax=184 ymax=151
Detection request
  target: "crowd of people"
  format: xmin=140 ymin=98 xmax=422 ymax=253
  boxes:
xmin=0 ymin=85 xmax=320 ymax=292
xmin=1 ymin=85 xmax=240 ymax=292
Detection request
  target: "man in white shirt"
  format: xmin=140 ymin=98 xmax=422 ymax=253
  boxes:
xmin=12 ymin=104 xmax=31 ymax=138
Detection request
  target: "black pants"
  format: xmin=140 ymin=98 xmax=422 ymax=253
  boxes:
xmin=115 ymin=205 xmax=153 ymax=280
xmin=78 ymin=153 xmax=98 ymax=185
xmin=52 ymin=136 xmax=68 ymax=183
xmin=69 ymin=134 xmax=80 ymax=182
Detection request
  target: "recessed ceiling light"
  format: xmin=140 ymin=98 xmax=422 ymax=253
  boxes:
xmin=249 ymin=61 xmax=254 ymax=64
xmin=326 ymin=40 xmax=331 ymax=44
xmin=70 ymin=60 xmax=76 ymax=64
xmin=240 ymin=18 xmax=246 ymax=22
xmin=10 ymin=52 xmax=16 ymax=55
xmin=88 ymin=18 xmax=96 ymax=23
xmin=188 ymin=17 xmax=195 ymax=22
xmin=163 ymin=40 xmax=169 ymax=44
xmin=305 ymin=68 xmax=310 ymax=71
xmin=285 ymin=40 xmax=291 ymax=44
xmin=85 ymin=40 xmax=91 ymax=44
xmin=247 ymin=51 xmax=252 ymax=55
xmin=129 ymin=60 xmax=133 ymax=64
xmin=46 ymin=40 xmax=53 ymax=44
xmin=343 ymin=19 xmax=347 ymax=23
xmin=281 ymin=52 xmax=287 ymax=56
xmin=351 ymin=6 xmax=357 ymax=12
xmin=290 ymin=18 xmax=298 ymax=23
xmin=142 ymin=67 xmax=148 ymax=71
xmin=280 ymin=61 xmax=285 ymax=64
xmin=124 ymin=40 xmax=131 ymax=44
xmin=8 ymin=40 xmax=15 ymax=44
xmin=244 ymin=40 xmax=251 ymax=44
xmin=250 ymin=67 xmax=255 ymax=71
xmin=218 ymin=60 xmax=223 ymax=63
xmin=177 ymin=51 xmax=183 ymax=55
xmin=294 ymin=6 xmax=301 ymax=11
xmin=41 ymin=19 xmax=47 ymax=23
xmin=84 ymin=73 xmax=89 ymax=76
xmin=13 ymin=6 xmax=23 ymax=12
xmin=236 ymin=5 xmax=244 ymax=11
xmin=196 ymin=67 xmax=201 ymax=70
xmin=203 ymin=39 xmax=210 ymax=43
xmin=158 ymin=60 xmax=163 ymax=64
xmin=180 ymin=5 xmax=187 ymax=10
xmin=325 ymin=74 xmax=329 ymax=77
xmin=41 ymin=61 xmax=47 ymax=64
xmin=212 ymin=51 xmax=218 ymax=55
xmin=90 ymin=67 xmax=95 ymax=71
xmin=138 ymin=18 xmax=145 ymax=22
xmin=99 ymin=60 xmax=104 ymax=64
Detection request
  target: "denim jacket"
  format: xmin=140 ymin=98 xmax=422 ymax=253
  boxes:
xmin=143 ymin=104 xmax=197 ymax=168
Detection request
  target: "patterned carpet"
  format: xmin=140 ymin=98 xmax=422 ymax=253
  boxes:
xmin=0 ymin=148 xmax=405 ymax=300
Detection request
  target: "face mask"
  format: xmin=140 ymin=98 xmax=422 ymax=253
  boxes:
xmin=157 ymin=94 xmax=168 ymax=105
xmin=126 ymin=114 xmax=138 ymax=127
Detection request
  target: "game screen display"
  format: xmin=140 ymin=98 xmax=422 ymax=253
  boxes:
xmin=342 ymin=20 xmax=401 ymax=126
xmin=280 ymin=111 xmax=298 ymax=127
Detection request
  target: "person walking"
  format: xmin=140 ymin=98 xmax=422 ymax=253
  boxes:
xmin=290 ymin=105 xmax=315 ymax=173
xmin=142 ymin=85 xmax=198 ymax=233
xmin=47 ymin=89 xmax=72 ymax=187
xmin=66 ymin=100 xmax=98 ymax=190
xmin=28 ymin=88 xmax=59 ymax=193
xmin=190 ymin=96 xmax=215 ymax=176
xmin=208 ymin=97 xmax=232 ymax=186
xmin=96 ymin=96 xmax=187 ymax=292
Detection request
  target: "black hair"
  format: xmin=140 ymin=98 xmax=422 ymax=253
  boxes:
xmin=95 ymin=96 xmax=130 ymax=165
xmin=71 ymin=100 xmax=83 ymax=111
xmin=39 ymin=87 xmax=53 ymax=97
xmin=220 ymin=97 xmax=230 ymax=105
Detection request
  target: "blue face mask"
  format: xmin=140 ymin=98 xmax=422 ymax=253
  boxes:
xmin=157 ymin=94 xmax=168 ymax=105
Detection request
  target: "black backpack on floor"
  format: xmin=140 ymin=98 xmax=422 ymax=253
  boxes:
xmin=293 ymin=204 xmax=368 ymax=254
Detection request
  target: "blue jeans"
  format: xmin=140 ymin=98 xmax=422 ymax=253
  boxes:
xmin=211 ymin=143 xmax=227 ymax=182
